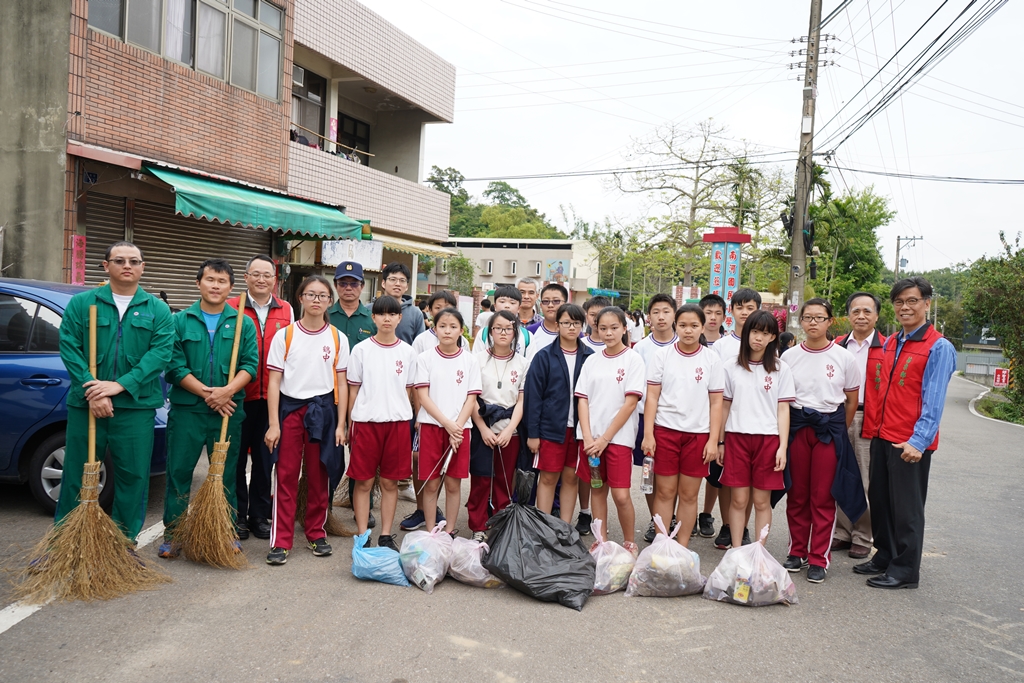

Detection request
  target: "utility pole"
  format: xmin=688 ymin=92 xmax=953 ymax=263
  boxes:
xmin=786 ymin=0 xmax=823 ymax=336
xmin=894 ymin=235 xmax=922 ymax=282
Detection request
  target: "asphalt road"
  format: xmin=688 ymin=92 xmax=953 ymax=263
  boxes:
xmin=1 ymin=375 xmax=1022 ymax=683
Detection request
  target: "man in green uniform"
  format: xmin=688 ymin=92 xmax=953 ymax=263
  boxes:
xmin=159 ymin=258 xmax=257 ymax=557
xmin=57 ymin=241 xmax=174 ymax=543
xmin=327 ymin=261 xmax=376 ymax=349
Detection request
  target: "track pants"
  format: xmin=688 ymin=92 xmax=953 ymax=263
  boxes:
xmin=786 ymin=426 xmax=838 ymax=568
xmin=270 ymin=406 xmax=329 ymax=550
xmin=466 ymin=437 xmax=520 ymax=533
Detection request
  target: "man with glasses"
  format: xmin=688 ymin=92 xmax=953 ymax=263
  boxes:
xmin=328 ymin=261 xmax=376 ymax=350
xmin=855 ymin=277 xmax=956 ymax=589
xmin=227 ymin=255 xmax=293 ymax=540
xmin=516 ymin=277 xmax=542 ymax=330
xmin=525 ymin=283 xmax=567 ymax=360
xmin=380 ymin=262 xmax=424 ymax=345
xmin=57 ymin=242 xmax=174 ymax=547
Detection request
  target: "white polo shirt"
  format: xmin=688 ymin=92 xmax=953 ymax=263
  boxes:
xmin=347 ymin=336 xmax=416 ymax=423
xmin=574 ymin=347 xmax=646 ymax=447
xmin=414 ymin=346 xmax=482 ymax=428
xmin=478 ymin=350 xmax=529 ymax=434
xmin=580 ymin=335 xmax=606 ymax=352
xmin=712 ymin=332 xmax=742 ymax=364
xmin=632 ymin=334 xmax=676 ymax=415
xmin=525 ymin=322 xmax=559 ymax=360
xmin=843 ymin=334 xmax=874 ymax=404
xmin=647 ymin=344 xmax=724 ymax=434
xmin=781 ymin=341 xmax=860 ymax=413
xmin=412 ymin=329 xmax=440 ymax=355
xmin=723 ymin=360 xmax=796 ymax=435
xmin=266 ymin=322 xmax=349 ymax=400
xmin=563 ymin=348 xmax=581 ymax=428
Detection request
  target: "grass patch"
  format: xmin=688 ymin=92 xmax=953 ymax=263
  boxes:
xmin=976 ymin=391 xmax=1024 ymax=426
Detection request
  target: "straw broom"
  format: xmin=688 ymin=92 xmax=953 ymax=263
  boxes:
xmin=14 ymin=306 xmax=170 ymax=603
xmin=173 ymin=294 xmax=248 ymax=569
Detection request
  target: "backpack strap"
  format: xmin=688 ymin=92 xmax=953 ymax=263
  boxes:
xmin=282 ymin=323 xmax=295 ymax=361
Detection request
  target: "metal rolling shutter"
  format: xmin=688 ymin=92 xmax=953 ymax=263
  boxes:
xmin=83 ymin=193 xmax=127 ymax=288
xmin=131 ymin=200 xmax=272 ymax=311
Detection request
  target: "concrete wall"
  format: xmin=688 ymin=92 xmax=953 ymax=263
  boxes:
xmin=436 ymin=240 xmax=600 ymax=293
xmin=0 ymin=0 xmax=71 ymax=281
xmin=370 ymin=110 xmax=429 ymax=182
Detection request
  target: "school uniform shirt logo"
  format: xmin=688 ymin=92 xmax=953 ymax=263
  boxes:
xmin=322 ymin=345 xmax=332 ymax=362
xmin=510 ymin=370 xmax=519 ymax=386
xmin=395 ymin=360 xmax=404 ymax=375
xmin=694 ymin=367 xmax=704 ymax=383
xmin=826 ymin=363 xmax=835 ymax=379
xmin=616 ymin=368 xmax=625 ymax=384
xmin=764 ymin=375 xmax=773 ymax=392
xmin=456 ymin=369 xmax=464 ymax=385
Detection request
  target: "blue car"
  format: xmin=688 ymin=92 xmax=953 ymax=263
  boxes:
xmin=0 ymin=278 xmax=167 ymax=513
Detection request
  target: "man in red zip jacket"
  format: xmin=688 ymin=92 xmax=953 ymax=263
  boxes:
xmin=855 ymin=277 xmax=956 ymax=589
xmin=833 ymin=292 xmax=886 ymax=560
xmin=229 ymin=255 xmax=293 ymax=540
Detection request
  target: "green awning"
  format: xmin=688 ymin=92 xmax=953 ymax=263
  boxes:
xmin=143 ymin=164 xmax=364 ymax=240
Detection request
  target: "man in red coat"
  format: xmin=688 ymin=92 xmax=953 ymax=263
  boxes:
xmin=229 ymin=255 xmax=293 ymax=540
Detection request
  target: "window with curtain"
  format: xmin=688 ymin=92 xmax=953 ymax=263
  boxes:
xmin=256 ymin=32 xmax=280 ymax=98
xmin=164 ymin=0 xmax=195 ymax=65
xmin=196 ymin=2 xmax=226 ymax=78
xmin=230 ymin=18 xmax=257 ymax=91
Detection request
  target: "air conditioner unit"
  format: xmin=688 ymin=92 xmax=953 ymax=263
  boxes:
xmin=436 ymin=258 xmax=448 ymax=274
xmin=484 ymin=259 xmax=493 ymax=275
xmin=506 ymin=260 xmax=518 ymax=276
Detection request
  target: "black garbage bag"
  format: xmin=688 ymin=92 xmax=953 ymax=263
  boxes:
xmin=483 ymin=470 xmax=597 ymax=611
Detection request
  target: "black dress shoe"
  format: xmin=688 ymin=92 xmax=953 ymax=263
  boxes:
xmin=236 ymin=523 xmax=250 ymax=540
xmin=867 ymin=574 xmax=918 ymax=590
xmin=250 ymin=519 xmax=272 ymax=539
xmin=852 ymin=558 xmax=887 ymax=575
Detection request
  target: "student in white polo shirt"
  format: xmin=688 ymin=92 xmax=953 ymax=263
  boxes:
xmin=579 ymin=296 xmax=610 ymax=352
xmin=412 ymin=290 xmax=458 ymax=355
xmin=525 ymin=283 xmax=567 ymax=360
xmin=642 ymin=304 xmax=724 ymax=548
xmin=415 ymin=308 xmax=482 ymax=536
xmin=576 ymin=306 xmax=646 ymax=556
xmin=346 ymin=295 xmax=417 ymax=552
xmin=472 ymin=285 xmax=531 ymax=355
xmin=779 ymin=298 xmax=859 ymax=584
xmin=718 ymin=310 xmax=795 ymax=551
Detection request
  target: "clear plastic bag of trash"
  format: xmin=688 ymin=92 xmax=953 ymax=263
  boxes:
xmin=703 ymin=525 xmax=798 ymax=607
xmin=400 ymin=521 xmax=454 ymax=594
xmin=589 ymin=518 xmax=635 ymax=595
xmin=351 ymin=530 xmax=410 ymax=587
xmin=448 ymin=537 xmax=504 ymax=588
xmin=626 ymin=514 xmax=705 ymax=597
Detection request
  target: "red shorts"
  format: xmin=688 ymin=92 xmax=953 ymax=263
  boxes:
xmin=719 ymin=432 xmax=784 ymax=491
xmin=534 ymin=428 xmax=588 ymax=481
xmin=587 ymin=443 xmax=633 ymax=489
xmin=418 ymin=423 xmax=470 ymax=480
xmin=652 ymin=425 xmax=710 ymax=479
xmin=347 ymin=421 xmax=412 ymax=481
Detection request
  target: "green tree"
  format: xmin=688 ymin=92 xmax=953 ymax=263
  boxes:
xmin=427 ymin=165 xmax=485 ymax=237
xmin=482 ymin=181 xmax=529 ymax=208
xmin=964 ymin=231 xmax=1024 ymax=409
xmin=446 ymin=251 xmax=476 ymax=296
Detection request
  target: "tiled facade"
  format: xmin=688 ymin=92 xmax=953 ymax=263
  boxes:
xmin=288 ymin=142 xmax=449 ymax=242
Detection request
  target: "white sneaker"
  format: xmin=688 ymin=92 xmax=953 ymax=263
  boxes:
xmin=471 ymin=531 xmax=486 ymax=543
xmin=397 ymin=486 xmax=416 ymax=503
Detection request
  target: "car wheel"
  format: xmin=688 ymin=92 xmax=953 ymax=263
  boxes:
xmin=27 ymin=432 xmax=114 ymax=514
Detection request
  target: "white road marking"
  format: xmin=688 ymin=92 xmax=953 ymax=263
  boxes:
xmin=963 ymin=378 xmax=1024 ymax=430
xmin=0 ymin=520 xmax=165 ymax=638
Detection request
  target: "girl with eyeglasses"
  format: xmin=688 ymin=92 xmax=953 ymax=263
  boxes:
xmin=778 ymin=298 xmax=860 ymax=584
xmin=467 ymin=311 xmax=529 ymax=541
xmin=263 ymin=276 xmax=349 ymax=565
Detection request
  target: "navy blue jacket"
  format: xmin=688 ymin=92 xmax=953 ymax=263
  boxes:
xmin=771 ymin=406 xmax=866 ymax=523
xmin=524 ymin=341 xmax=594 ymax=443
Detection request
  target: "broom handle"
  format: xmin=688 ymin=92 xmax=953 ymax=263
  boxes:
xmin=88 ymin=305 xmax=97 ymax=465
xmin=219 ymin=292 xmax=247 ymax=442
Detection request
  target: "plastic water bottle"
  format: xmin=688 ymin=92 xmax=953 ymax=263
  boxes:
xmin=640 ymin=455 xmax=654 ymax=494
xmin=588 ymin=455 xmax=602 ymax=489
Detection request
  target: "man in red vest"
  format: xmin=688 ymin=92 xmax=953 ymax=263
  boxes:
xmin=855 ymin=277 xmax=956 ymax=589
xmin=833 ymin=292 xmax=886 ymax=559
xmin=229 ymin=255 xmax=293 ymax=540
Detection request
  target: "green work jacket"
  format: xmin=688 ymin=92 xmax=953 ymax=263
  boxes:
xmin=328 ymin=301 xmax=376 ymax=349
xmin=60 ymin=284 xmax=174 ymax=410
xmin=166 ymin=301 xmax=258 ymax=410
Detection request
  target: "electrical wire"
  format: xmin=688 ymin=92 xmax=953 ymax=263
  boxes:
xmin=824 ymin=162 xmax=1024 ymax=184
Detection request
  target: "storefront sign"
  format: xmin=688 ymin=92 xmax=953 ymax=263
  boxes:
xmin=994 ymin=367 xmax=1009 ymax=388
xmin=321 ymin=238 xmax=383 ymax=271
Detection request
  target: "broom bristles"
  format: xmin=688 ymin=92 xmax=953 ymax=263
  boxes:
xmin=13 ymin=462 xmax=170 ymax=603
xmin=174 ymin=441 xmax=247 ymax=570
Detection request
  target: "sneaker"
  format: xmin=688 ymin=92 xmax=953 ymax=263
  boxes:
xmin=400 ymin=509 xmax=426 ymax=531
xmin=157 ymin=541 xmax=180 ymax=559
xmin=308 ymin=538 xmax=332 ymax=556
xmin=807 ymin=565 xmax=827 ymax=583
xmin=698 ymin=512 xmax=715 ymax=538
xmin=623 ymin=541 xmax=640 ymax=559
xmin=471 ymin=531 xmax=487 ymax=543
xmin=714 ymin=524 xmax=732 ymax=550
xmin=783 ymin=555 xmax=809 ymax=572
xmin=236 ymin=522 xmax=250 ymax=540
xmin=741 ymin=528 xmax=752 ymax=546
xmin=367 ymin=511 xmax=377 ymax=530
xmin=435 ymin=507 xmax=446 ymax=527
xmin=575 ymin=512 xmax=593 ymax=537
xmin=266 ymin=547 xmax=288 ymax=565
xmin=378 ymin=535 xmax=399 ymax=552
xmin=644 ymin=519 xmax=657 ymax=543
xmin=397 ymin=485 xmax=417 ymax=503
xmin=448 ymin=529 xmax=460 ymax=539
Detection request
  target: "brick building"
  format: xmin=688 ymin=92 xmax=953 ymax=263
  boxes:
xmin=0 ymin=0 xmax=455 ymax=307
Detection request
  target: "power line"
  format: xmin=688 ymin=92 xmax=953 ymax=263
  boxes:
xmin=824 ymin=162 xmax=1024 ymax=184
xmin=821 ymin=0 xmax=855 ymax=28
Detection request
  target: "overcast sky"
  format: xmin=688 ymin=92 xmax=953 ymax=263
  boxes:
xmin=361 ymin=0 xmax=1022 ymax=273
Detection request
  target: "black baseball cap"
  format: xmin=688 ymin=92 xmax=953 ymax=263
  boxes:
xmin=334 ymin=261 xmax=364 ymax=281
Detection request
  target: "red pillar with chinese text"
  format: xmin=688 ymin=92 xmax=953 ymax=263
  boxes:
xmin=702 ymin=226 xmax=751 ymax=332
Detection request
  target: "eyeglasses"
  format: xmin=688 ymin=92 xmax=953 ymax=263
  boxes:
xmin=893 ymin=297 xmax=923 ymax=308
xmin=540 ymin=299 xmax=564 ymax=306
xmin=800 ymin=315 xmax=829 ymax=323
xmin=492 ymin=327 xmax=515 ymax=335
xmin=385 ymin=277 xmax=408 ymax=285
xmin=245 ymin=272 xmax=274 ymax=281
xmin=302 ymin=292 xmax=332 ymax=302
xmin=336 ymin=280 xmax=362 ymax=289
xmin=107 ymin=258 xmax=143 ymax=267
xmin=558 ymin=321 xmax=583 ymax=329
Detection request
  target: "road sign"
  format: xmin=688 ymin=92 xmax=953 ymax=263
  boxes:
xmin=994 ymin=367 xmax=1009 ymax=388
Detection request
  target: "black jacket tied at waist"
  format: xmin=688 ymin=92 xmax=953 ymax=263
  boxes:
xmin=274 ymin=392 xmax=344 ymax=491
xmin=469 ymin=399 xmax=516 ymax=477
xmin=773 ymin=405 xmax=866 ymax=523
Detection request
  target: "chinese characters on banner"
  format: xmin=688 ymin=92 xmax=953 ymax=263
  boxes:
xmin=702 ymin=227 xmax=751 ymax=333
xmin=71 ymin=235 xmax=87 ymax=285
